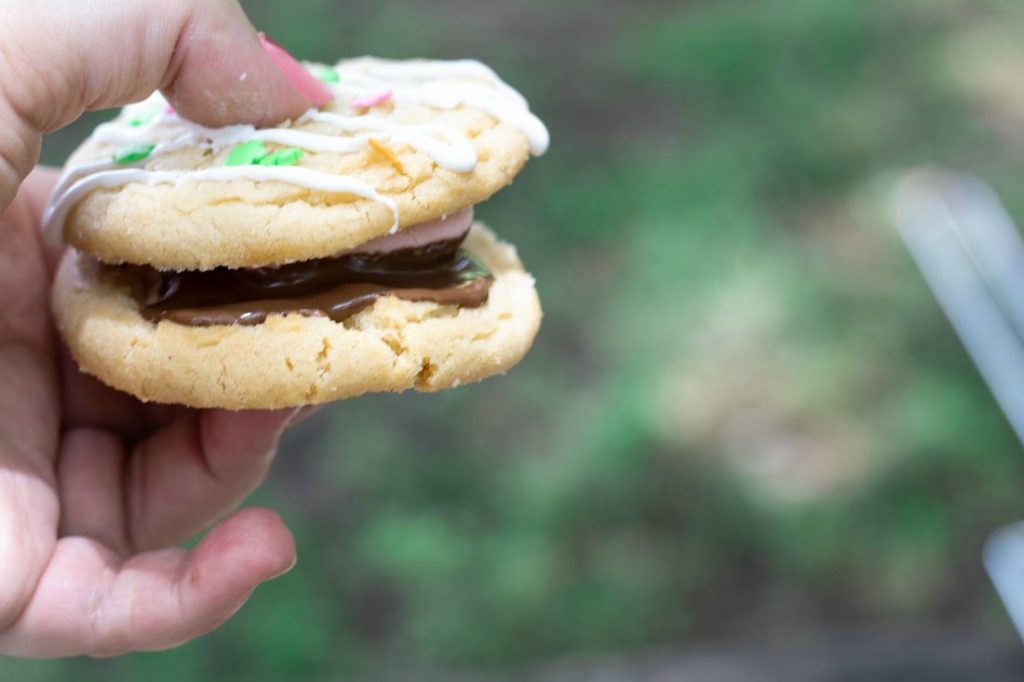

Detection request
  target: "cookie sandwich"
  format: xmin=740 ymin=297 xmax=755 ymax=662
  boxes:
xmin=48 ymin=58 xmax=548 ymax=409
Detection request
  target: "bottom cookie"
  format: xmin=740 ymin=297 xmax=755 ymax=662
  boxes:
xmin=52 ymin=224 xmax=542 ymax=409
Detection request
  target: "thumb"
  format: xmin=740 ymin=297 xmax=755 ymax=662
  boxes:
xmin=0 ymin=0 xmax=331 ymax=207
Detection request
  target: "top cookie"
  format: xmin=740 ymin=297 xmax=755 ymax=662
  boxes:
xmin=45 ymin=58 xmax=549 ymax=270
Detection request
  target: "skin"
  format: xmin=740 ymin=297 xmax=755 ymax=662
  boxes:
xmin=0 ymin=0 xmax=322 ymax=657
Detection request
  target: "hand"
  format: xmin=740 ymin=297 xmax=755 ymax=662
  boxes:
xmin=0 ymin=0 xmax=327 ymax=657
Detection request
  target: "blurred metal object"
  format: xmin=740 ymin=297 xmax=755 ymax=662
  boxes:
xmin=891 ymin=170 xmax=1024 ymax=642
xmin=988 ymin=522 xmax=1024 ymax=642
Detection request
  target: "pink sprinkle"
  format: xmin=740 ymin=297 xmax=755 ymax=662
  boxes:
xmin=353 ymin=89 xmax=393 ymax=109
xmin=164 ymin=104 xmax=176 ymax=115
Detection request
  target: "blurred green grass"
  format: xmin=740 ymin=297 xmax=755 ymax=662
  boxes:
xmin=14 ymin=0 xmax=1024 ymax=678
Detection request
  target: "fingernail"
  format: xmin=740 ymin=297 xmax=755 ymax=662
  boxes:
xmin=258 ymin=32 xmax=334 ymax=107
xmin=269 ymin=555 xmax=298 ymax=581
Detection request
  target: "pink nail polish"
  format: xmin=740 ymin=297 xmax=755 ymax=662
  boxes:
xmin=258 ymin=32 xmax=334 ymax=108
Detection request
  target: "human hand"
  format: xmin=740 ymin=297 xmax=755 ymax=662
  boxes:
xmin=0 ymin=0 xmax=331 ymax=657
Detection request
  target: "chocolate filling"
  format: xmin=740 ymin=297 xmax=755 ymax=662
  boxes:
xmin=130 ymin=232 xmax=492 ymax=326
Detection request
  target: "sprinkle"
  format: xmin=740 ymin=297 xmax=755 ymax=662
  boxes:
xmin=352 ymin=89 xmax=393 ymax=109
xmin=127 ymin=111 xmax=156 ymax=127
xmin=113 ymin=143 xmax=156 ymax=165
xmin=258 ymin=148 xmax=304 ymax=166
xmin=165 ymin=104 xmax=176 ymax=115
xmin=367 ymin=138 xmax=406 ymax=175
xmin=225 ymin=141 xmax=303 ymax=167
xmin=315 ymin=66 xmax=340 ymax=83
xmin=225 ymin=140 xmax=268 ymax=166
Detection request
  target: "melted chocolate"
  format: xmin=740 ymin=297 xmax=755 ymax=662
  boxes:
xmin=134 ymin=234 xmax=492 ymax=326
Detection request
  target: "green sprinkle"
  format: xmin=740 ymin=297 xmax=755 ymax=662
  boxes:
xmin=113 ymin=143 xmax=156 ymax=165
xmin=258 ymin=148 xmax=304 ymax=166
xmin=315 ymin=67 xmax=340 ymax=83
xmin=127 ymin=110 xmax=157 ymax=128
xmin=225 ymin=140 xmax=268 ymax=166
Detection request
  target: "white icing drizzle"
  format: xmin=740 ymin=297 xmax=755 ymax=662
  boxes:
xmin=333 ymin=58 xmax=549 ymax=155
xmin=43 ymin=166 xmax=399 ymax=243
xmin=306 ymin=111 xmax=478 ymax=172
xmin=49 ymin=134 xmax=194 ymax=201
xmin=44 ymin=58 xmax=548 ymax=246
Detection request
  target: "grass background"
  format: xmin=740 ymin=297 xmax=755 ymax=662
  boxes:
xmin=10 ymin=0 xmax=1024 ymax=677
